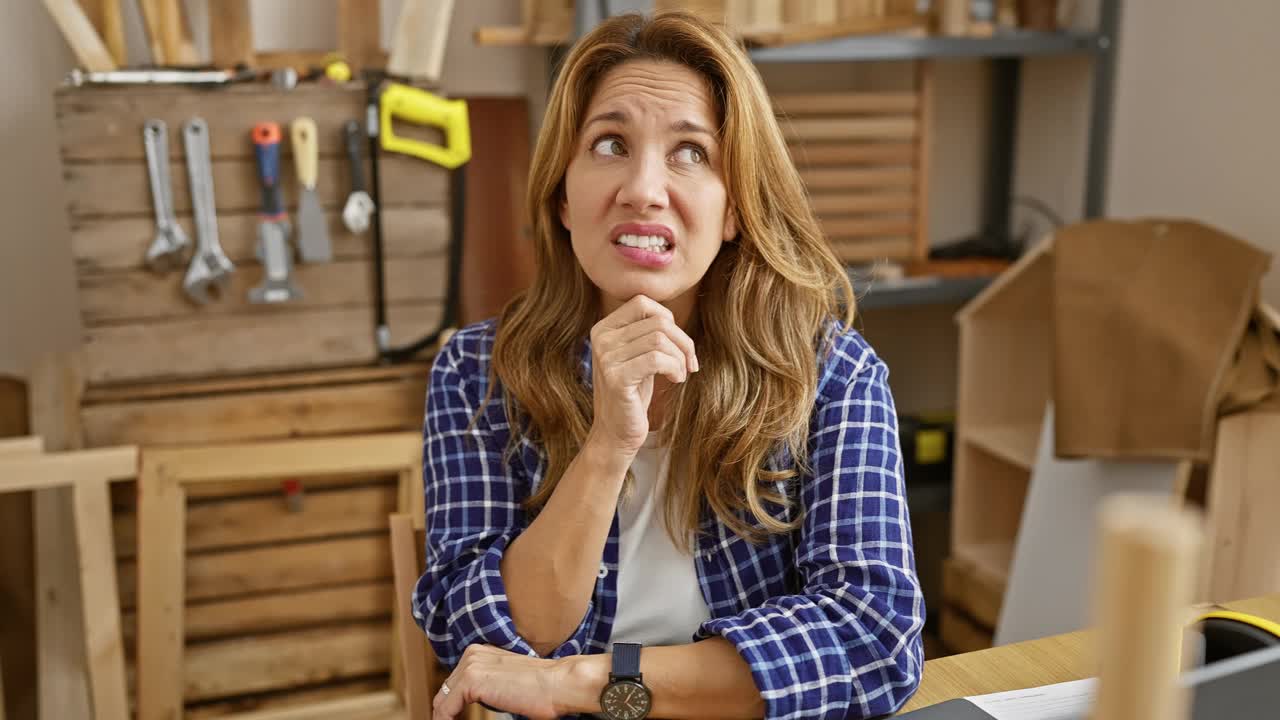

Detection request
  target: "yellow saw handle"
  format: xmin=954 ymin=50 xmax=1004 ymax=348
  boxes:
xmin=379 ymin=83 xmax=471 ymax=170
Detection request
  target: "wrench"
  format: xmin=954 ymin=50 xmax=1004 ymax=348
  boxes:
xmin=182 ymin=118 xmax=234 ymax=304
xmin=342 ymin=120 xmax=375 ymax=234
xmin=142 ymin=120 xmax=190 ymax=272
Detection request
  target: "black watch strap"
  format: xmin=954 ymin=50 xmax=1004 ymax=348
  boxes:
xmin=611 ymin=642 xmax=642 ymax=681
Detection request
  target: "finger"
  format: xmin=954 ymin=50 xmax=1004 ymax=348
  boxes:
xmin=433 ymin=672 xmax=465 ymax=720
xmin=608 ymin=315 xmax=698 ymax=373
xmin=597 ymin=295 xmax=673 ymax=330
xmin=604 ymin=334 xmax=689 ymax=384
xmin=618 ymin=349 xmax=688 ymax=386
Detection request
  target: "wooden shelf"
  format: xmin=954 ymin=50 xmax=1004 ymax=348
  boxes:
xmin=953 ymin=541 xmax=1014 ymax=587
xmin=965 ymin=422 xmax=1040 ymax=471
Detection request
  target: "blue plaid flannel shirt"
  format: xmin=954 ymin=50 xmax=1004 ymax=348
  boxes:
xmin=412 ymin=319 xmax=925 ymax=719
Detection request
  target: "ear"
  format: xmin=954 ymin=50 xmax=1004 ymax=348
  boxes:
xmin=559 ymin=193 xmax=572 ymax=231
xmin=722 ymin=204 xmax=738 ymax=243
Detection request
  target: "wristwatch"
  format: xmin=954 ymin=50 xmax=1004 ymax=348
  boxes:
xmin=599 ymin=642 xmax=652 ymax=720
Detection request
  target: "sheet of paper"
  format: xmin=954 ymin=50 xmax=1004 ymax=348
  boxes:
xmin=965 ymin=678 xmax=1097 ymax=720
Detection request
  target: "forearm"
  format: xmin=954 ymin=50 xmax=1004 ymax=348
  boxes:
xmin=501 ymin=435 xmax=631 ymax=655
xmin=557 ymin=638 xmax=765 ymax=719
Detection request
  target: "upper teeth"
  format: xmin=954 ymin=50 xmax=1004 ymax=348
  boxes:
xmin=617 ymin=234 xmax=669 ymax=251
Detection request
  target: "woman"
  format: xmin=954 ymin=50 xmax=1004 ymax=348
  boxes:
xmin=413 ymin=10 xmax=924 ymax=720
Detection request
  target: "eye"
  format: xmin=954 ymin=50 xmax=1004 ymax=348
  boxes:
xmin=591 ymin=136 xmax=626 ymax=157
xmin=672 ymin=143 xmax=707 ymax=165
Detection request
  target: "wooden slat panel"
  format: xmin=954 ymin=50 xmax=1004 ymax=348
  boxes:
xmin=809 ymin=192 xmax=915 ymax=214
xmin=122 ymin=582 xmax=395 ymax=644
xmin=81 ymin=375 xmax=426 ymax=447
xmin=801 ymin=167 xmax=915 ymax=191
xmin=135 ymin=460 xmax=187 ymax=720
xmin=773 ymin=92 xmax=918 ymax=116
xmin=184 ymin=623 xmax=390 ymax=703
xmin=782 ymin=116 xmax=917 ymax=142
xmin=79 ymin=255 xmax=447 ymax=325
xmin=830 ymin=236 xmax=915 ymax=263
xmin=63 ymin=155 xmax=448 ymax=217
xmin=82 ymin=303 xmax=443 ymax=384
xmin=119 ymin=535 xmax=392 ymax=609
xmin=72 ymin=207 xmax=447 ymax=274
xmin=789 ymin=141 xmax=915 ymax=167
xmin=56 ymin=86 xmax=376 ymax=161
xmin=114 ymin=485 xmax=398 ymax=558
xmin=111 ymin=475 xmax=397 ymax=512
xmin=185 ymin=678 xmax=390 ymax=719
xmin=821 ymin=217 xmax=916 ymax=239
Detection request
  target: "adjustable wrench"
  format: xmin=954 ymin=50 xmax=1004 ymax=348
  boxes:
xmin=182 ymin=118 xmax=234 ymax=304
xmin=142 ymin=120 xmax=190 ymax=271
xmin=249 ymin=122 xmax=303 ymax=303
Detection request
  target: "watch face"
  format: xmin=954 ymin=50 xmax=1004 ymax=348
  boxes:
xmin=601 ymin=680 xmax=652 ymax=720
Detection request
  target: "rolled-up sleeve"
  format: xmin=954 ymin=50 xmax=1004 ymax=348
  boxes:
xmin=410 ymin=332 xmax=595 ymax=667
xmin=697 ymin=350 xmax=925 ymax=719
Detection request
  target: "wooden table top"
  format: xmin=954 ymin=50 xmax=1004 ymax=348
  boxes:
xmin=898 ymin=594 xmax=1280 ymax=714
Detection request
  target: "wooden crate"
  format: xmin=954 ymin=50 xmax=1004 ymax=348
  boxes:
xmin=54 ymin=83 xmax=451 ymax=388
xmin=946 ymin=241 xmax=1053 ymax=645
xmin=33 ymin=351 xmax=431 ymax=717
xmin=774 ymin=65 xmax=934 ymax=265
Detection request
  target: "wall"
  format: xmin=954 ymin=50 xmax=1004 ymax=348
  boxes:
xmin=1106 ymin=0 xmax=1280 ymax=305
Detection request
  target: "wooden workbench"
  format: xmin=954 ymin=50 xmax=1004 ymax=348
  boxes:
xmin=899 ymin=593 xmax=1280 ymax=713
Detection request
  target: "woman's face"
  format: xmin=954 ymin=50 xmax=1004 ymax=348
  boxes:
xmin=561 ymin=59 xmax=736 ymax=322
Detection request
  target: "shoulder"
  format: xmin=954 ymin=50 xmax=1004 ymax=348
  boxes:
xmin=433 ymin=318 xmax=499 ymax=381
xmin=813 ymin=319 xmax=888 ymax=405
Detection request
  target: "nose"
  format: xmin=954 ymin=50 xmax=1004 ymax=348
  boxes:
xmin=615 ymin=151 xmax=668 ymax=212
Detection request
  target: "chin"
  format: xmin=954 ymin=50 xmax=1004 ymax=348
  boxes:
xmin=600 ymin=276 xmax=685 ymax=304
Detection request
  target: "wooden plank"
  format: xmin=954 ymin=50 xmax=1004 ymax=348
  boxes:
xmin=63 ymin=155 xmax=448 ymax=218
xmin=110 ymin=475 xmax=397 ymax=512
xmin=809 ymin=192 xmax=915 ymax=215
xmin=388 ymin=0 xmax=456 ymax=83
xmin=84 ymin=362 xmax=427 ymax=405
xmin=70 ymin=479 xmax=130 ymax=720
xmin=744 ymin=12 xmax=921 ymax=45
xmin=0 ymin=389 xmax=34 ymax=720
xmin=149 ymin=432 xmax=420 ymax=485
xmin=821 ymin=217 xmax=915 ymax=239
xmin=122 ymin=581 xmax=395 ymax=645
xmin=0 ymin=436 xmax=42 ymax=456
xmin=82 ymin=303 xmax=444 ymax=385
xmin=0 ymin=447 xmax=137 ymax=493
xmin=829 ymin=236 xmax=915 ymax=263
xmin=100 ymin=0 xmax=127 ymax=66
xmin=1206 ymin=411 xmax=1280 ymax=602
xmin=218 ymin=691 xmax=402 ymax=720
xmin=782 ymin=116 xmax=917 ymax=142
xmin=913 ymin=61 xmax=934 ymax=261
xmin=942 ymin=555 xmax=1003 ymax=631
xmin=81 ymin=375 xmax=426 ymax=447
xmin=184 ymin=623 xmax=390 ymax=702
xmin=157 ymin=0 xmax=199 ymax=65
xmin=113 ymin=484 xmax=398 ymax=558
xmin=773 ymin=92 xmax=918 ymax=116
xmin=119 ymin=535 xmax=393 ymax=609
xmin=185 ymin=680 xmax=391 ymax=720
xmin=209 ymin=0 xmax=254 ymax=67
xmin=389 ymin=515 xmax=432 ymax=719
xmin=788 ymin=141 xmax=915 ymax=167
xmin=136 ymin=0 xmax=166 ymax=63
xmin=135 ymin=462 xmax=186 ymax=720
xmin=79 ymin=255 xmax=447 ymax=325
xmin=71 ymin=207 xmax=447 ymax=274
xmin=41 ymin=0 xmax=117 ymax=72
xmin=56 ymin=87 xmax=380 ymax=162
xmin=801 ymin=166 xmax=915 ymax=191
xmin=28 ymin=352 xmax=91 ymax=720
xmin=340 ymin=0 xmax=384 ymax=72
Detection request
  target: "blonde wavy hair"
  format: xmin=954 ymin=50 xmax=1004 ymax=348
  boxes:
xmin=490 ymin=10 xmax=856 ymax=548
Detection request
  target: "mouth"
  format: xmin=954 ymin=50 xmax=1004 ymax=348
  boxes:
xmin=610 ymin=223 xmax=675 ymax=255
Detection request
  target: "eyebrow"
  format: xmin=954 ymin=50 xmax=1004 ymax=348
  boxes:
xmin=583 ymin=110 xmax=717 ymax=139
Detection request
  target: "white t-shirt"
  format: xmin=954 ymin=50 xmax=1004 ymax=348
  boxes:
xmin=609 ymin=431 xmax=711 ymax=647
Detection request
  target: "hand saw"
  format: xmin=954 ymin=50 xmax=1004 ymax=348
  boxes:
xmin=366 ymin=79 xmax=472 ymax=362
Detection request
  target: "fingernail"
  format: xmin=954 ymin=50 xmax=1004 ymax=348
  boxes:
xmin=693 ymin=356 xmax=700 ymax=372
